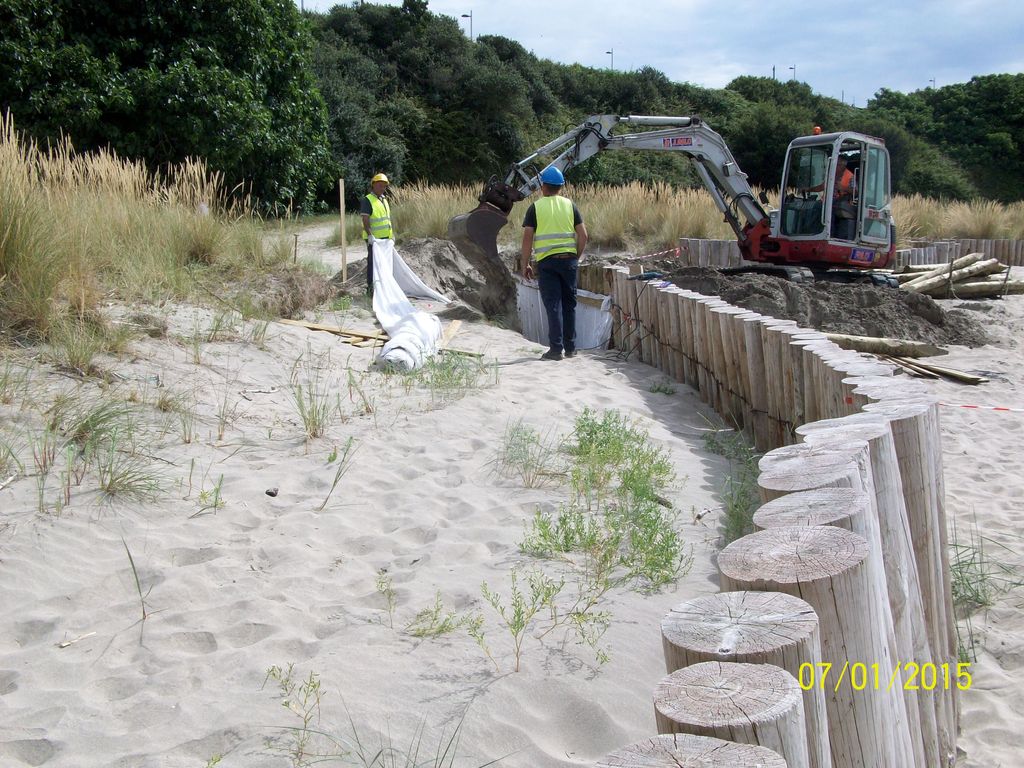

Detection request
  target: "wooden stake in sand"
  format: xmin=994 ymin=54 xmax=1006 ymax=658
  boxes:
xmin=661 ymin=591 xmax=831 ymax=768
xmin=339 ymin=178 xmax=347 ymax=282
xmin=796 ymin=416 xmax=941 ymax=768
xmin=719 ymin=525 xmax=915 ymax=768
xmin=654 ymin=661 xmax=810 ymax=768
xmin=596 ymin=733 xmax=787 ymax=767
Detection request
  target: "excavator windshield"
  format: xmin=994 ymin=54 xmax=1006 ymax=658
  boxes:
xmin=781 ymin=146 xmax=831 ymax=237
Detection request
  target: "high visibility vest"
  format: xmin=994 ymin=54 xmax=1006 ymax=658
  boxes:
xmin=531 ymin=196 xmax=577 ymax=260
xmin=832 ymin=168 xmax=856 ymax=220
xmin=362 ymin=193 xmax=392 ymax=240
xmin=834 ymin=169 xmax=854 ymax=200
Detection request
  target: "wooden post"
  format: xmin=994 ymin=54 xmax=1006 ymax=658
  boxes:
xmin=743 ymin=313 xmax=772 ymax=450
xmin=654 ymin=661 xmax=810 ymax=768
xmin=719 ymin=526 xmax=915 ymax=768
xmin=339 ymin=179 xmax=347 ymax=282
xmin=797 ymin=416 xmax=941 ymax=768
xmin=862 ymin=400 xmax=958 ymax=763
xmin=596 ymin=734 xmax=787 ymax=767
xmin=662 ymin=591 xmax=832 ymax=768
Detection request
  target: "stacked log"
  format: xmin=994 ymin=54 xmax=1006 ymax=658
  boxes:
xmin=901 ymin=252 xmax=1020 ymax=298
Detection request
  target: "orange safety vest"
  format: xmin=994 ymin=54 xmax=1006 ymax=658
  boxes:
xmin=834 ymin=168 xmax=854 ymax=200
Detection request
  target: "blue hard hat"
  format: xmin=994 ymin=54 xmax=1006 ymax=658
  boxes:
xmin=539 ymin=166 xmax=565 ymax=186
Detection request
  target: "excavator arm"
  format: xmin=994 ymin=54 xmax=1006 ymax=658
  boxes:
xmin=447 ymin=114 xmax=769 ymax=273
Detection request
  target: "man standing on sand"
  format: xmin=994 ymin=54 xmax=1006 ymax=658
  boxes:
xmin=360 ymin=172 xmax=393 ymax=297
xmin=520 ymin=166 xmax=588 ymax=361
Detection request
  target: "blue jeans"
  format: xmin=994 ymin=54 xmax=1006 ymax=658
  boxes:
xmin=537 ymin=255 xmax=578 ymax=354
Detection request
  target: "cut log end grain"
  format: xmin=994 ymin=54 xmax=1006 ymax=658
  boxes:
xmin=757 ymin=443 xmax=861 ymax=495
xmin=595 ymin=733 xmax=788 ymax=767
xmin=662 ymin=591 xmax=818 ymax=661
xmin=753 ymin=487 xmax=869 ymax=529
xmin=654 ymin=661 xmax=802 ymax=729
xmin=719 ymin=526 xmax=869 ymax=587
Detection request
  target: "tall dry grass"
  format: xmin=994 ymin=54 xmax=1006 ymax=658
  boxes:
xmin=876 ymin=194 xmax=1024 ymax=244
xmin=0 ymin=112 xmax=293 ymax=346
xmin=390 ymin=180 xmax=736 ymax=253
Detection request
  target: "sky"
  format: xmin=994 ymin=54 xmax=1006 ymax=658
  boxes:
xmin=296 ymin=0 xmax=1024 ymax=107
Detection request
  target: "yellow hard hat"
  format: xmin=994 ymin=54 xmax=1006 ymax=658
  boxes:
xmin=371 ymin=173 xmax=390 ymax=184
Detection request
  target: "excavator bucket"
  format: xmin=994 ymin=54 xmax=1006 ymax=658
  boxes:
xmin=446 ymin=204 xmax=512 ymax=288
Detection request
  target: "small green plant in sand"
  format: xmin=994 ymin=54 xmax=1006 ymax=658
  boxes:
xmin=0 ymin=359 xmax=30 ymax=405
xmin=96 ymin=435 xmax=163 ymax=503
xmin=194 ymin=473 xmax=225 ymax=516
xmin=376 ymin=570 xmax=398 ymax=629
xmin=262 ymin=662 xmax=497 ymax=767
xmin=492 ymin=420 xmax=565 ymax=488
xmin=205 ymin=309 xmax=239 ymax=343
xmin=405 ymin=592 xmax=477 ymax=638
xmin=121 ymin=537 xmax=161 ymax=638
xmin=317 ymin=436 xmax=355 ymax=511
xmin=291 ymin=346 xmax=336 ymax=440
xmin=263 ymin=663 xmax=323 ymax=767
xmin=524 ymin=408 xmax=690 ymax=591
xmin=406 ymin=352 xmax=499 ymax=405
xmin=649 ymin=378 xmax=676 ymax=395
xmin=703 ymin=427 xmax=761 ymax=545
xmin=481 ymin=569 xmax=564 ymax=673
xmin=0 ymin=439 xmax=22 ymax=481
xmin=949 ymin=519 xmax=1023 ymax=661
xmin=347 ymin=368 xmax=377 ymax=417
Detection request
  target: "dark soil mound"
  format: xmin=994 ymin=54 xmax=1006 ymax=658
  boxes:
xmin=333 ymin=238 xmax=520 ymax=325
xmin=653 ymin=266 xmax=990 ymax=348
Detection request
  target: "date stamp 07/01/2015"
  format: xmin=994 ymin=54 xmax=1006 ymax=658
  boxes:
xmin=797 ymin=661 xmax=972 ymax=693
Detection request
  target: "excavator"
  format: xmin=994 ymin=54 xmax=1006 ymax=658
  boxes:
xmin=448 ymin=115 xmax=896 ymax=285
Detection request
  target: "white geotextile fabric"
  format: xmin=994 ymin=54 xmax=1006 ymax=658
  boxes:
xmin=370 ymin=239 xmax=448 ymax=371
xmin=515 ymin=275 xmax=613 ymax=351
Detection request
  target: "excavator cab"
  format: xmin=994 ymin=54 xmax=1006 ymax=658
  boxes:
xmin=777 ymin=131 xmax=894 ymax=263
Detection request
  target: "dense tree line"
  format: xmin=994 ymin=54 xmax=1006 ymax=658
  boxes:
xmin=2 ymin=0 xmax=1019 ymax=210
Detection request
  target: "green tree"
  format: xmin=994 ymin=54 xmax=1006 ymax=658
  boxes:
xmin=0 ymin=0 xmax=332 ymax=211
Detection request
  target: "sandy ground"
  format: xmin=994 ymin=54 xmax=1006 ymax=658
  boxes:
xmin=0 ymin=226 xmax=1020 ymax=767
xmin=928 ymin=281 xmax=1024 ymax=768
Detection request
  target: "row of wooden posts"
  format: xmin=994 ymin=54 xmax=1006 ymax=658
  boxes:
xmin=672 ymin=236 xmax=1024 ymax=270
xmin=585 ymin=263 xmax=959 ymax=768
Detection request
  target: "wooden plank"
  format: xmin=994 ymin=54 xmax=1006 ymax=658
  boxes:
xmin=279 ymin=319 xmax=388 ymax=340
xmin=893 ymin=358 xmax=989 ymax=385
xmin=438 ymin=319 xmax=462 ymax=350
xmin=880 ymin=355 xmax=941 ymax=379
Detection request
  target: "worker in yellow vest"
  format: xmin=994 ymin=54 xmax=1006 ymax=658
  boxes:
xmin=520 ymin=166 xmax=588 ymax=361
xmin=360 ymin=172 xmax=393 ymax=296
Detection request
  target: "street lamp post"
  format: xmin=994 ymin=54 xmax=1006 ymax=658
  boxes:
xmin=788 ymin=64 xmax=796 ymax=81
xmin=929 ymin=78 xmax=936 ymax=89
xmin=606 ymin=48 xmax=614 ymax=71
xmin=461 ymin=11 xmax=473 ymax=41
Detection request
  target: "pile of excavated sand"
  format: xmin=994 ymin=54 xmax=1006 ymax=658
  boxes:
xmin=334 ymin=238 xmax=520 ymax=324
xmin=652 ymin=266 xmax=991 ymax=347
